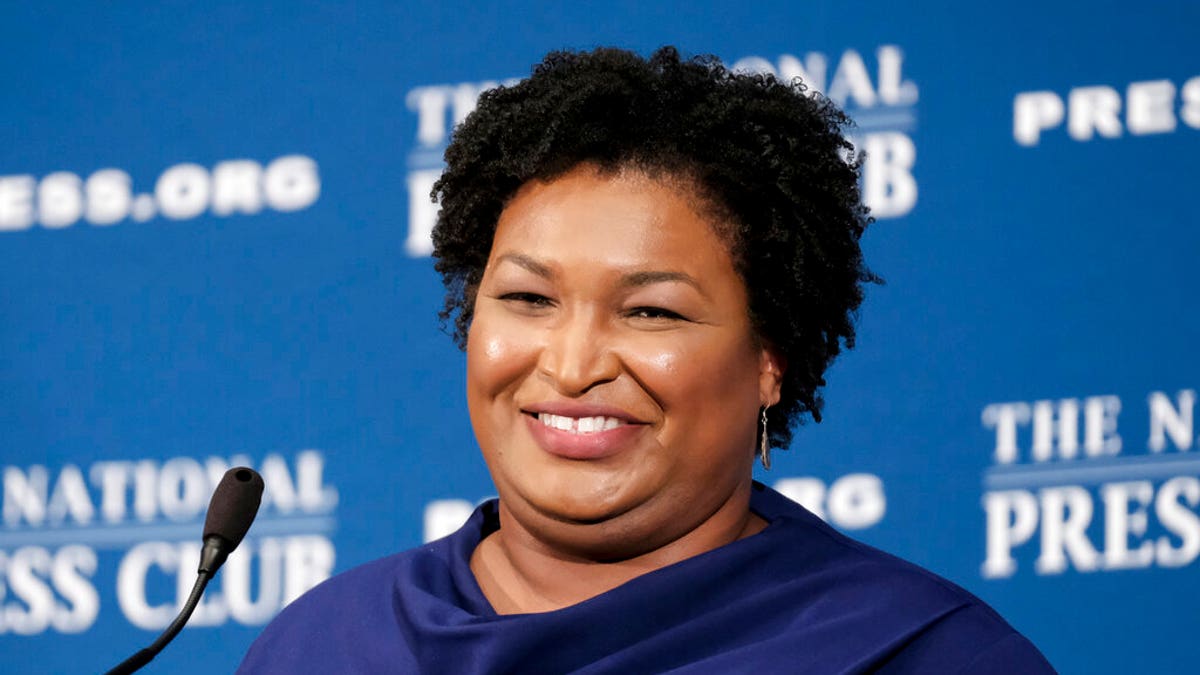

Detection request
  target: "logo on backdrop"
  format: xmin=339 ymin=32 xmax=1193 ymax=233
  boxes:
xmin=0 ymin=450 xmax=337 ymax=635
xmin=402 ymin=45 xmax=920 ymax=257
xmin=1013 ymin=74 xmax=1200 ymax=145
xmin=0 ymin=155 xmax=320 ymax=233
xmin=421 ymin=473 xmax=887 ymax=542
xmin=980 ymin=390 xmax=1199 ymax=578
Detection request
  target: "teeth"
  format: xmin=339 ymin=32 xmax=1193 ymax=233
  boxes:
xmin=538 ymin=413 xmax=623 ymax=434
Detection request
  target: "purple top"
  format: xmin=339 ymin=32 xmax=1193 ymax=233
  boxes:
xmin=239 ymin=484 xmax=1055 ymax=673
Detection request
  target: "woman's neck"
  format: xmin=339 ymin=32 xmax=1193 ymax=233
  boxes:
xmin=469 ymin=491 xmax=767 ymax=615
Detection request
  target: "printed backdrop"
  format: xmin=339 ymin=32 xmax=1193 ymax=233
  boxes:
xmin=1 ymin=2 xmax=1196 ymax=673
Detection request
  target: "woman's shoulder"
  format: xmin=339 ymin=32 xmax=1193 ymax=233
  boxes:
xmin=754 ymin=482 xmax=984 ymax=601
xmin=749 ymin=484 xmax=1056 ymax=672
xmin=234 ymin=550 xmax=420 ymax=673
xmin=235 ymin=523 xmax=479 ymax=673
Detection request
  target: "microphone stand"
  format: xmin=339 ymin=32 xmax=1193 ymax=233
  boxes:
xmin=102 ymin=467 xmax=263 ymax=674
xmin=104 ymin=571 xmax=212 ymax=675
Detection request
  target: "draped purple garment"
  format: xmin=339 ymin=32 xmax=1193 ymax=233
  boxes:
xmin=238 ymin=484 xmax=1054 ymax=673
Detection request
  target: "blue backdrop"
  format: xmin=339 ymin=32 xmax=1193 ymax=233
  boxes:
xmin=1 ymin=2 xmax=1196 ymax=672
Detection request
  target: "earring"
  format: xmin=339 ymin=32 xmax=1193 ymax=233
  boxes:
xmin=759 ymin=406 xmax=771 ymax=470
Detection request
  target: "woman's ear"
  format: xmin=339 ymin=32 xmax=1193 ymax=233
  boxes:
xmin=758 ymin=344 xmax=786 ymax=407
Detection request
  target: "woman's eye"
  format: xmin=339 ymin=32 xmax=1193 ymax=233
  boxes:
xmin=628 ymin=306 xmax=685 ymax=321
xmin=499 ymin=292 xmax=552 ymax=307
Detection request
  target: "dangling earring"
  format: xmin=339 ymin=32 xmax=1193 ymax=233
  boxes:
xmin=759 ymin=406 xmax=771 ymax=470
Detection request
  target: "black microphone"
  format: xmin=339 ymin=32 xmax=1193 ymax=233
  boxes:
xmin=199 ymin=467 xmax=265 ymax=575
xmin=105 ymin=467 xmax=264 ymax=675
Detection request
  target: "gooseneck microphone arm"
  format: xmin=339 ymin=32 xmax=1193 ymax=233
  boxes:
xmin=105 ymin=572 xmax=214 ymax=675
xmin=105 ymin=467 xmax=265 ymax=675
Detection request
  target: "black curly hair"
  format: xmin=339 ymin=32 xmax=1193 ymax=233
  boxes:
xmin=431 ymin=46 xmax=877 ymax=451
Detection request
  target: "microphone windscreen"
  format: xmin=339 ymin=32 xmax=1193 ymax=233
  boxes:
xmin=202 ymin=467 xmax=265 ymax=550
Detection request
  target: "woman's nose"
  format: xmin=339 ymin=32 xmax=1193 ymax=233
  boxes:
xmin=536 ymin=310 xmax=619 ymax=395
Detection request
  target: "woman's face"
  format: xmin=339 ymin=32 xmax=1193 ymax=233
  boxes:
xmin=466 ymin=164 xmax=783 ymax=559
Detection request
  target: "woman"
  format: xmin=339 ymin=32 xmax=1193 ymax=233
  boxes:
xmin=240 ymin=47 xmax=1053 ymax=673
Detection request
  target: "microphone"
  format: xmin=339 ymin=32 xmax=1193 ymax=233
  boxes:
xmin=105 ymin=467 xmax=264 ymax=675
xmin=200 ymin=467 xmax=265 ymax=575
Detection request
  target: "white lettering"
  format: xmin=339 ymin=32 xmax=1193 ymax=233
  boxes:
xmin=3 ymin=465 xmax=49 ymax=527
xmin=89 ymin=461 xmax=134 ymax=523
xmin=774 ymin=475 xmax=885 ymax=530
xmin=1182 ymin=76 xmax=1200 ymax=129
xmin=46 ymin=464 xmax=94 ymax=526
xmin=116 ymin=536 xmax=334 ymax=630
xmin=295 ymin=450 xmax=338 ymax=511
xmin=876 ymin=45 xmax=918 ymax=106
xmin=0 ymin=175 xmax=36 ymax=231
xmin=861 ymin=132 xmax=917 ymax=218
xmin=1013 ymin=92 xmax=1064 ymax=146
xmin=982 ymin=402 xmax=1031 ymax=464
xmin=133 ymin=460 xmax=159 ymax=522
xmin=155 ymin=163 xmax=211 ymax=219
xmin=730 ymin=46 xmax=916 ymax=107
xmin=1100 ymin=481 xmax=1155 ymax=570
xmin=283 ymin=535 xmax=335 ymax=606
xmin=406 ymin=85 xmax=454 ymax=147
xmin=1032 ymin=398 xmax=1080 ymax=461
xmin=211 ymin=160 xmax=264 ymax=215
xmin=37 ymin=171 xmax=83 ymax=229
xmin=405 ymin=168 xmax=440 ymax=256
xmin=982 ymin=490 xmax=1039 ymax=578
xmin=826 ymin=473 xmax=886 ymax=529
xmin=3 ymin=547 xmax=55 ymax=634
xmin=260 ymin=455 xmax=298 ymax=513
xmin=263 ymin=155 xmax=320 ymax=212
xmin=85 ymin=169 xmax=133 ymax=225
xmin=49 ymin=545 xmax=98 ymax=633
xmin=0 ymin=546 xmax=101 ymax=635
xmin=1148 ymin=389 xmax=1195 ymax=452
xmin=1083 ymin=395 xmax=1122 ymax=457
xmin=424 ymin=500 xmax=475 ymax=543
xmin=157 ymin=457 xmax=209 ymax=521
xmin=1126 ymin=80 xmax=1177 ymax=135
xmin=116 ymin=541 xmax=178 ymax=630
xmin=223 ymin=538 xmax=284 ymax=625
xmin=1156 ymin=476 xmax=1200 ymax=567
xmin=1068 ymin=86 xmax=1122 ymax=141
xmin=1035 ymin=486 xmax=1100 ymax=574
xmin=826 ymin=50 xmax=876 ymax=108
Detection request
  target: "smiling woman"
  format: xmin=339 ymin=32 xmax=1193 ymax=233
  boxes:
xmin=467 ymin=167 xmax=779 ymax=601
xmin=239 ymin=47 xmax=1055 ymax=674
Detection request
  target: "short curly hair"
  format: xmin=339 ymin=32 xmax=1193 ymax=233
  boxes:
xmin=431 ymin=46 xmax=876 ymax=451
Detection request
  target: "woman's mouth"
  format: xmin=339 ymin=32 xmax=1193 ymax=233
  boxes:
xmin=536 ymin=413 xmax=624 ymax=434
xmin=523 ymin=410 xmax=645 ymax=459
